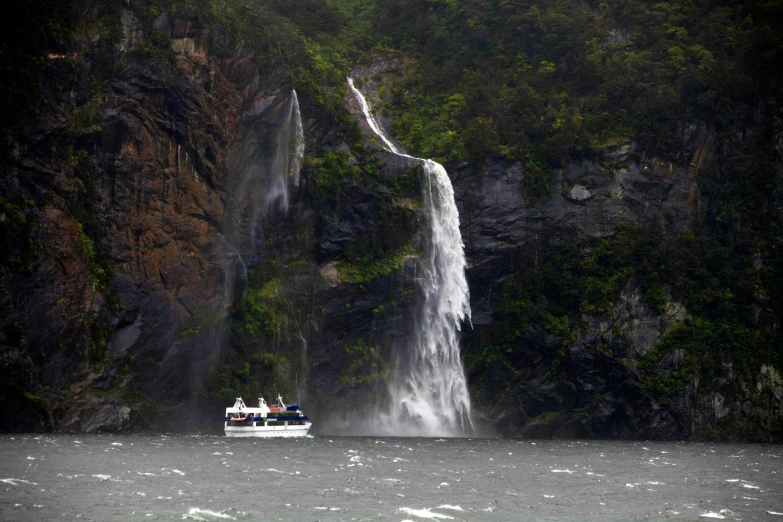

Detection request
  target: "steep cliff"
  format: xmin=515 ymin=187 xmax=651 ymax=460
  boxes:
xmin=346 ymin=0 xmax=783 ymax=441
xmin=0 ymin=2 xmax=427 ymax=433
xmin=452 ymin=140 xmax=781 ymax=440
xmin=1 ymin=0 xmax=781 ymax=441
xmin=2 ymin=4 xmax=288 ymax=431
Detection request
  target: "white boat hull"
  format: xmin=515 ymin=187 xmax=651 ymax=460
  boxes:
xmin=224 ymin=422 xmax=312 ymax=438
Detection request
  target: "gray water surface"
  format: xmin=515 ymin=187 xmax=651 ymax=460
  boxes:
xmin=0 ymin=435 xmax=781 ymax=521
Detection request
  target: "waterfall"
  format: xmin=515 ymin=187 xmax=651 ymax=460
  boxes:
xmin=347 ymin=78 xmax=473 ymax=436
xmin=226 ymin=88 xmax=304 ymax=295
xmin=347 ymin=78 xmax=399 ymax=153
xmin=259 ymin=90 xmax=305 ymax=218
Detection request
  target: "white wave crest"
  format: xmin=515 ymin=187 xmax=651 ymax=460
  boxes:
xmin=398 ymin=507 xmax=454 ymax=520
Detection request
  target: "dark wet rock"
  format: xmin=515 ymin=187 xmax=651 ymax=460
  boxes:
xmin=1 ymin=11 xmax=779 ymax=442
xmin=447 ymin=122 xmax=778 ymax=440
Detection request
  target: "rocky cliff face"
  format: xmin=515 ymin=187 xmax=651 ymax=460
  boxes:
xmin=309 ymin=67 xmax=780 ymax=441
xmin=1 ymin=5 xmax=304 ymax=431
xmin=0 ymin=4 xmax=428 ymax=433
xmin=452 ymin=149 xmax=697 ymax=436
xmin=1 ymin=3 xmax=780 ymax=440
xmin=449 ymin=126 xmax=783 ymax=440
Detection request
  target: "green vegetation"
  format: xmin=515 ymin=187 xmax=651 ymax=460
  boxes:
xmin=303 ymin=152 xmax=364 ymax=206
xmin=522 ymin=156 xmax=553 ymax=207
xmin=89 ymin=356 xmax=131 ymax=397
xmin=373 ymin=0 xmax=782 ymax=176
xmin=529 ymin=411 xmax=560 ymax=426
xmin=72 ymin=220 xmax=111 ymax=292
xmin=70 ymin=93 xmax=106 ymax=134
xmin=386 ymin=164 xmax=424 ymax=200
xmin=338 ymin=244 xmax=413 ymax=284
xmin=22 ymin=391 xmax=52 ymax=419
xmin=205 ymin=230 xmax=318 ymax=405
xmin=340 ymin=339 xmax=384 ymax=387
xmin=65 ymin=146 xmax=120 ymax=309
xmin=161 ymin=0 xmax=377 ymax=146
xmin=237 ymin=279 xmax=289 ymax=344
xmin=302 ymin=149 xmax=420 ymax=285
xmin=466 ymin=221 xmax=782 ymax=422
xmin=90 ymin=324 xmax=110 ymax=371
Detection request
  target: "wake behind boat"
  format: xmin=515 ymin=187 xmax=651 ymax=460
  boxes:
xmin=224 ymin=394 xmax=312 ymax=438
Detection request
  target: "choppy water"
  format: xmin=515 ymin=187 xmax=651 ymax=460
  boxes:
xmin=1 ymin=435 xmax=782 ymax=521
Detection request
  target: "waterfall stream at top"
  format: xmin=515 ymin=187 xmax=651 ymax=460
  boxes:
xmin=266 ymin=89 xmax=305 ymax=214
xmin=225 ymin=89 xmax=304 ymax=317
xmin=246 ymin=90 xmax=305 ymax=248
xmin=347 ymin=78 xmax=473 ymax=436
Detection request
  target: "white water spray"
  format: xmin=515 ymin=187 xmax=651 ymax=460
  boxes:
xmin=241 ymin=90 xmax=305 ymax=251
xmin=262 ymin=90 xmax=306 ymax=215
xmin=347 ymin=78 xmax=472 ymax=436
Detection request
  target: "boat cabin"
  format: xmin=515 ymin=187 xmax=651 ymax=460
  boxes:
xmin=224 ymin=395 xmax=309 ymax=427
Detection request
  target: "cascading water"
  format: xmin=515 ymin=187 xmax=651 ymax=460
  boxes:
xmin=250 ymin=90 xmax=305 ymax=244
xmin=347 ymin=79 xmax=400 ymax=153
xmin=347 ymin=78 xmax=473 ymax=436
xmin=224 ymin=88 xmax=304 ymax=311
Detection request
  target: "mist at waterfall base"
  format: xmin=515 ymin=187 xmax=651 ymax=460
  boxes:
xmin=3 ymin=434 xmax=783 ymax=521
xmin=345 ymin=78 xmax=473 ymax=437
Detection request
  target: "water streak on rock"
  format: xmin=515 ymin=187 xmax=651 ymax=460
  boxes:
xmin=347 ymin=78 xmax=399 ymax=153
xmin=260 ymin=89 xmax=305 ymax=216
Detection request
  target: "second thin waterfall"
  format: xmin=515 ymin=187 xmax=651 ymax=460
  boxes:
xmin=347 ymin=78 xmax=473 ymax=436
xmin=263 ymin=90 xmax=305 ymax=215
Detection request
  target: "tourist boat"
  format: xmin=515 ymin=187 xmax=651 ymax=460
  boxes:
xmin=224 ymin=394 xmax=312 ymax=438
